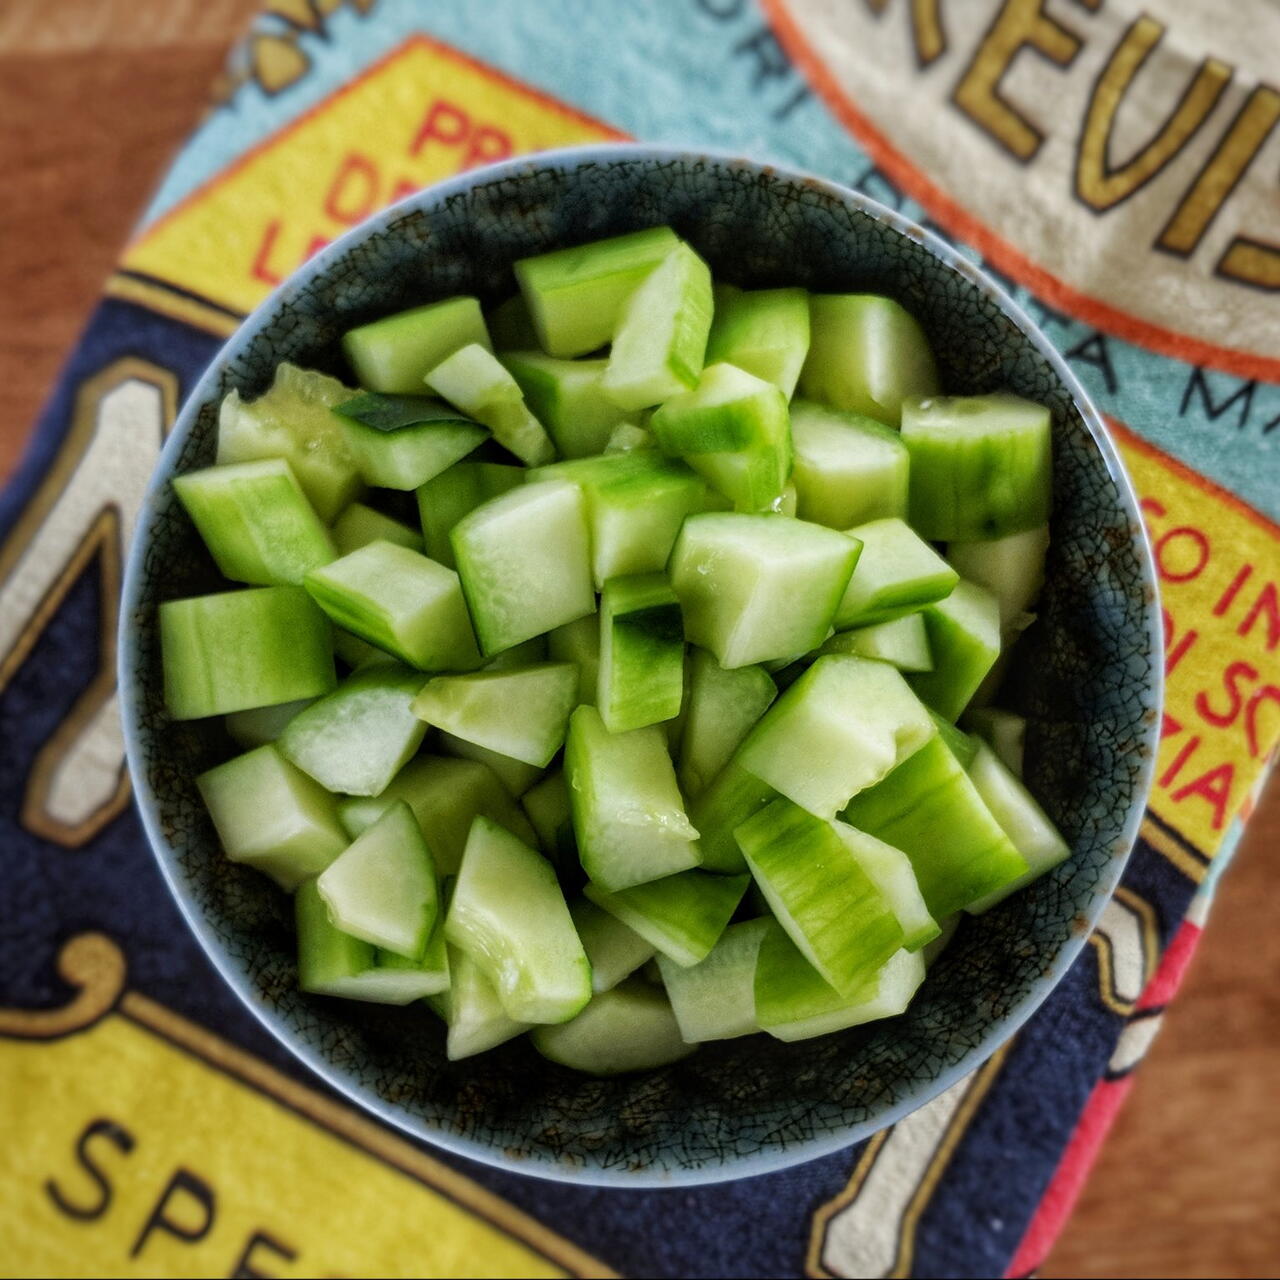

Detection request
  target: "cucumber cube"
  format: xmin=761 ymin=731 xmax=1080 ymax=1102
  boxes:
xmin=834 ymin=517 xmax=959 ymax=629
xmin=548 ymin=613 xmax=600 ymax=706
xmin=669 ymin=513 xmax=860 ymax=669
xmin=278 ymin=665 xmax=427 ymax=796
xmin=487 ymin=293 xmax=538 ymax=350
xmin=963 ymin=706 xmax=1026 ymax=777
xmin=501 ymin=352 xmax=632 ymax=458
xmin=412 ymin=662 xmax=578 ymax=767
xmin=948 ymin=524 xmax=1049 ymax=639
xmin=523 ymin=771 xmax=577 ymax=870
xmin=304 ymin=540 xmax=480 ymax=672
xmin=332 ymin=501 xmax=424 ymax=556
xmin=686 ymin=760 xmax=778 ymax=874
xmin=584 ymin=870 xmax=749 ymax=968
xmin=334 ymin=392 xmax=487 ymax=490
xmin=908 ymin=579 xmax=1002 ymax=721
xmin=605 ymin=421 xmax=655 ymax=453
xmin=964 ymin=741 xmax=1070 ymax=913
xmin=601 ymin=242 xmax=714 ymax=411
xmin=431 ymin=946 xmax=531 ymax=1060
xmin=225 ymin=698 xmax=314 ymax=748
xmin=902 ymin=393 xmax=1052 ymax=540
xmin=514 ymin=226 xmax=680 ymax=357
xmin=678 ymin=649 xmax=777 ymax=799
xmin=841 ymin=734 xmax=1028 ymax=918
xmin=339 ymin=756 xmax=535 ymax=875
xmin=598 ymin=574 xmax=684 ymax=733
xmin=820 ymin=614 xmax=932 ymax=672
xmin=755 ymin=922 xmax=925 ymax=1042
xmin=564 ymin=706 xmax=701 ymax=892
xmin=217 ymin=363 xmax=362 ymax=521
xmin=735 ymin=798 xmax=904 ymax=995
xmin=529 ymin=451 xmax=711 ymax=588
xmin=342 ymin=296 xmax=491 ymax=395
xmin=831 ymin=820 xmax=937 ymax=950
xmin=451 ymin=479 xmax=594 ymax=654
xmin=571 ymin=899 xmax=656 ymax=994
xmin=736 ymin=654 xmax=935 ymax=818
xmin=929 ymin=707 xmax=980 ymax=768
xmin=316 ymin=801 xmax=438 ymax=959
xmin=161 ymin=586 xmax=336 ymax=720
xmin=438 ymin=732 xmax=543 ymax=798
xmin=657 ymin=917 xmax=769 ymax=1043
xmin=789 ymin=400 xmax=910 ymax=529
xmin=417 ymin=459 xmax=523 ymax=569
xmin=705 ymin=286 xmax=811 ymax=398
xmin=173 ymin=458 xmax=336 ymax=587
xmin=531 ymin=980 xmax=694 ymax=1075
xmin=197 ymin=743 xmax=346 ymax=890
xmin=798 ymin=294 xmax=938 ymax=426
xmin=446 ymin=816 xmax=591 ymax=1023
xmin=424 ymin=344 xmax=555 ymax=467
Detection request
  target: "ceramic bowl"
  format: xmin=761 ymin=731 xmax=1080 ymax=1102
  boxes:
xmin=119 ymin=145 xmax=1161 ymax=1186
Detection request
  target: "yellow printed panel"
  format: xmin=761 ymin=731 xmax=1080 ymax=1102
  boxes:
xmin=121 ymin=35 xmax=624 ymax=318
xmin=1113 ymin=421 xmax=1280 ymax=859
xmin=0 ymin=1011 xmax=576 ymax=1279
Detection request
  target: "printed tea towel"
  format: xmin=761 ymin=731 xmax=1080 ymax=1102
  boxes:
xmin=3 ymin=2 xmax=1278 ymax=1275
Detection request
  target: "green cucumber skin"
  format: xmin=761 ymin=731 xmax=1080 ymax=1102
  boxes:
xmin=833 ymin=517 xmax=959 ymax=631
xmin=687 ymin=760 xmax=778 ymax=874
xmin=678 ymin=650 xmax=777 ymax=799
xmin=705 ymin=286 xmax=811 ymax=399
xmin=908 ymin=580 xmax=1002 ymax=722
xmin=336 ymin=410 xmax=487 ymax=491
xmin=598 ymin=574 xmax=685 ymax=734
xmin=658 ymin=917 xmax=770 ymax=1043
xmin=342 ymin=297 xmax=491 ymax=395
xmin=500 ymin=352 xmax=631 ymax=459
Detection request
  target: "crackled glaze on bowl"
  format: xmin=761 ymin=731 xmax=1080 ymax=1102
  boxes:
xmin=120 ymin=147 xmax=1160 ymax=1186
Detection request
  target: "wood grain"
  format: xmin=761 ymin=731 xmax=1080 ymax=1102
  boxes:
xmin=0 ymin=5 xmax=1276 ymax=1277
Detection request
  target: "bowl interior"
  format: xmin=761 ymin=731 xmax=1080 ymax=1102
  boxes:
xmin=122 ymin=149 xmax=1158 ymax=1184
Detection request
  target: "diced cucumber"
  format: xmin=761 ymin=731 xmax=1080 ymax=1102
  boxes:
xmin=929 ymin=708 xmax=979 ymax=768
xmin=412 ymin=662 xmax=577 ymax=767
xmin=342 ymin=297 xmax=491 ymax=394
xmin=433 ymin=945 xmax=531 ymax=1060
xmin=424 ymin=344 xmax=555 ymax=467
xmin=585 ymin=869 xmax=749 ymax=968
xmin=677 ymin=649 xmax=777 ymax=798
xmin=331 ymin=501 xmax=424 ymax=556
xmin=908 ymin=579 xmax=1001 ymax=721
xmin=902 ymin=393 xmax=1052 ymax=540
xmin=651 ymin=363 xmax=792 ymax=512
xmin=304 ymin=540 xmax=480 ymax=672
xmin=658 ymin=917 xmax=769 ymax=1042
xmin=821 ymin=614 xmax=932 ymax=672
xmin=571 ymin=899 xmax=656 ymax=994
xmin=487 ymin=293 xmax=539 ymax=351
xmin=597 ymin=574 xmax=684 ymax=733
xmin=197 ymin=743 xmax=347 ymax=890
xmin=789 ymin=400 xmax=909 ymax=529
xmin=217 ymin=364 xmax=362 ymax=521
xmin=439 ymin=732 xmax=543 ymax=797
xmin=316 ymin=801 xmax=438 ymax=958
xmin=529 ymin=451 xmax=710 ymax=588
xmin=161 ymin=586 xmax=336 ymax=720
xmin=834 ymin=517 xmax=958 ymax=630
xmin=964 ymin=741 xmax=1070 ymax=913
xmin=531 ymin=979 xmax=694 ymax=1075
xmin=339 ymin=755 xmax=536 ymax=874
xmin=483 ymin=635 xmax=549 ymax=670
xmin=445 ymin=816 xmax=591 ymax=1023
xmin=736 ymin=655 xmax=935 ymax=819
xmin=564 ymin=705 xmax=701 ymax=892
xmin=798 ymin=294 xmax=938 ymax=426
xmin=500 ymin=352 xmax=632 ymax=459
xmin=831 ymin=819 xmax=937 ymax=950
xmin=755 ymin=923 xmax=925 ymax=1042
xmin=174 ymin=458 xmax=336 ymax=586
xmin=670 ymin=513 xmax=860 ymax=669
xmin=332 ymin=626 xmax=399 ymax=671
xmin=841 ymin=734 xmax=1028 ymax=919
xmin=948 ymin=524 xmax=1049 ymax=639
xmin=601 ymin=243 xmax=713 ymax=411
xmin=416 ymin=460 xmax=523 ymax=568
xmin=522 ymin=771 xmax=577 ymax=869
xmin=451 ymin=479 xmax=594 ymax=654
xmin=334 ymin=392 xmax=487 ymax=490
xmin=225 ymin=698 xmax=314 ymax=748
xmin=514 ymin=226 xmax=680 ymax=357
xmin=964 ymin=706 xmax=1026 ymax=777
xmin=277 ymin=666 xmax=426 ymax=796
xmin=735 ymin=798 xmax=904 ymax=995
xmin=705 ymin=286 xmax=810 ymax=398
xmin=688 ymin=763 xmax=776 ymax=876
xmin=547 ymin=613 xmax=600 ymax=706
xmin=604 ymin=421 xmax=655 ymax=453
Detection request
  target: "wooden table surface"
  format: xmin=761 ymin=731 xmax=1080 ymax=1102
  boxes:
xmin=2 ymin=3 xmax=1276 ymax=1276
